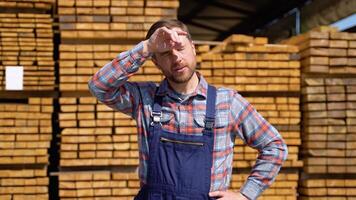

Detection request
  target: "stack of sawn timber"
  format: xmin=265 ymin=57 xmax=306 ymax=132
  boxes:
xmin=282 ymin=26 xmax=356 ymax=199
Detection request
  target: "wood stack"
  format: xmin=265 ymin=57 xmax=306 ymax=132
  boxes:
xmin=199 ymin=34 xmax=300 ymax=92
xmin=302 ymin=77 xmax=356 ymax=174
xmin=0 ymin=98 xmax=53 ymax=165
xmin=58 ymin=0 xmax=179 ymax=40
xmin=231 ymin=172 xmax=299 ymax=200
xmin=59 ymin=97 xmax=138 ymax=167
xmin=0 ymin=13 xmax=55 ymax=90
xmin=59 ymin=171 xmax=139 ymax=200
xmin=58 ymin=0 xmax=179 ymax=91
xmin=233 ymin=97 xmax=302 ymax=168
xmin=299 ymin=179 xmax=356 ymax=199
xmin=281 ymin=26 xmax=356 ymax=74
xmin=0 ymin=0 xmax=54 ymax=10
xmin=283 ymin=27 xmax=356 ymax=199
xmin=0 ymin=168 xmax=48 ymax=200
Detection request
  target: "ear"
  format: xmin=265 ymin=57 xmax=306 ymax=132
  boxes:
xmin=191 ymin=42 xmax=196 ymax=56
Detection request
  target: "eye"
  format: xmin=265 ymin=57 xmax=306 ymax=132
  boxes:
xmin=162 ymin=52 xmax=170 ymax=57
xmin=158 ymin=51 xmax=170 ymax=57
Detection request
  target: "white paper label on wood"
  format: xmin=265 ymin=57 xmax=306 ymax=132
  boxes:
xmin=6 ymin=66 xmax=24 ymax=90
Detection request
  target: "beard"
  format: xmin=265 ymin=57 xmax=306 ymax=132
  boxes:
xmin=166 ymin=66 xmax=195 ymax=84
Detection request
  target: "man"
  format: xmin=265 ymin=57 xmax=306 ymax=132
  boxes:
xmin=89 ymin=19 xmax=288 ymax=200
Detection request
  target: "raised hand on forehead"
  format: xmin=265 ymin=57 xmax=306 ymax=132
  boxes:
xmin=147 ymin=27 xmax=188 ymax=53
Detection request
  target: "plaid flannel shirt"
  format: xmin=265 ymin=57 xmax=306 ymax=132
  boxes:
xmin=88 ymin=41 xmax=288 ymax=200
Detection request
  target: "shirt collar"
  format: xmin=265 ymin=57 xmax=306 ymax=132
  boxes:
xmin=156 ymin=72 xmax=208 ymax=100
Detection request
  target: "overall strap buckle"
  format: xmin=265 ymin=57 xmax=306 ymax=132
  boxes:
xmin=205 ymin=118 xmax=215 ymax=130
xmin=150 ymin=111 xmax=162 ymax=125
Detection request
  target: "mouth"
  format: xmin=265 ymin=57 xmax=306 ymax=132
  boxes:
xmin=173 ymin=65 xmax=187 ymax=73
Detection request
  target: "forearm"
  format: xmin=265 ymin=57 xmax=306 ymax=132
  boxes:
xmin=239 ymin=133 xmax=288 ymax=200
xmin=88 ymin=41 xmax=152 ymax=117
xmin=88 ymin=41 xmax=148 ymax=103
xmin=231 ymin=93 xmax=288 ymax=199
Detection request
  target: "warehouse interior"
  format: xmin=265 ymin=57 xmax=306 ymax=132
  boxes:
xmin=0 ymin=0 xmax=356 ymax=199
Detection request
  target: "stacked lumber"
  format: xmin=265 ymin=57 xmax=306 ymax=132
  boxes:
xmin=199 ymin=34 xmax=300 ymax=92
xmin=0 ymin=168 xmax=48 ymax=200
xmin=233 ymin=97 xmax=302 ymax=168
xmin=283 ymin=29 xmax=356 ymax=174
xmin=59 ymin=44 xmax=163 ymax=91
xmin=59 ymin=97 xmax=138 ymax=167
xmin=0 ymin=13 xmax=55 ymax=90
xmin=195 ymin=43 xmax=216 ymax=66
xmin=283 ymin=28 xmax=356 ymax=199
xmin=282 ymin=26 xmax=356 ymax=74
xmin=0 ymin=98 xmax=53 ymax=165
xmin=58 ymin=0 xmax=179 ymax=40
xmin=299 ymin=179 xmax=356 ymax=199
xmin=301 ymin=77 xmax=356 ymax=174
xmin=58 ymin=171 xmax=139 ymax=200
xmin=0 ymin=0 xmax=54 ymax=10
xmin=231 ymin=172 xmax=299 ymax=200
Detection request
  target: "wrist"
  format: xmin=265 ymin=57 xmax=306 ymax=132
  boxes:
xmin=142 ymin=40 xmax=153 ymax=58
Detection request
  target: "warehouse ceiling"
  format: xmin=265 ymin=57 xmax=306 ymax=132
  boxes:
xmin=178 ymin=0 xmax=311 ymax=41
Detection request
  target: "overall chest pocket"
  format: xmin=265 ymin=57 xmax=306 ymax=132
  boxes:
xmin=156 ymin=134 xmax=209 ymax=191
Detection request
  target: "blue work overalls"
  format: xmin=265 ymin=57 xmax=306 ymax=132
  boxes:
xmin=135 ymin=85 xmax=217 ymax=200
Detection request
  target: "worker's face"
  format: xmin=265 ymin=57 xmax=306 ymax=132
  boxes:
xmin=152 ymin=27 xmax=196 ymax=84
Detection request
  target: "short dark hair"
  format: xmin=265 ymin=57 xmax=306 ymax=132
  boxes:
xmin=145 ymin=19 xmax=192 ymax=41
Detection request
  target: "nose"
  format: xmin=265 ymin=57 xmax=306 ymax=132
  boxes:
xmin=171 ymin=49 xmax=182 ymax=63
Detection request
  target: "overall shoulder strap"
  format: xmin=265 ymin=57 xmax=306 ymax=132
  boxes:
xmin=151 ymin=86 xmax=163 ymax=125
xmin=204 ymin=85 xmax=217 ymax=133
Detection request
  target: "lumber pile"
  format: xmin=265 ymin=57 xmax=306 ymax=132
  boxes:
xmin=58 ymin=0 xmax=179 ymax=91
xmin=199 ymin=34 xmax=300 ymax=92
xmin=283 ymin=27 xmax=356 ymax=199
xmin=299 ymin=179 xmax=356 ymax=199
xmin=302 ymin=77 xmax=356 ymax=174
xmin=0 ymin=13 xmax=55 ymax=90
xmin=0 ymin=2 xmax=54 ymax=199
xmin=0 ymin=0 xmax=54 ymax=10
xmin=231 ymin=172 xmax=299 ymax=200
xmin=0 ymin=98 xmax=53 ymax=165
xmin=281 ymin=26 xmax=356 ymax=74
xmin=58 ymin=0 xmax=179 ymax=40
xmin=0 ymin=168 xmax=48 ymax=200
xmin=283 ymin=29 xmax=356 ymax=173
xmin=59 ymin=171 xmax=139 ymax=200
xmin=59 ymin=97 xmax=138 ymax=166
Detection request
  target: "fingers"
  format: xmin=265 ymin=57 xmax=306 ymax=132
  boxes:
xmin=176 ymin=29 xmax=188 ymax=36
xmin=161 ymin=27 xmax=181 ymax=46
xmin=209 ymin=191 xmax=224 ymax=197
xmin=149 ymin=27 xmax=188 ymax=53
